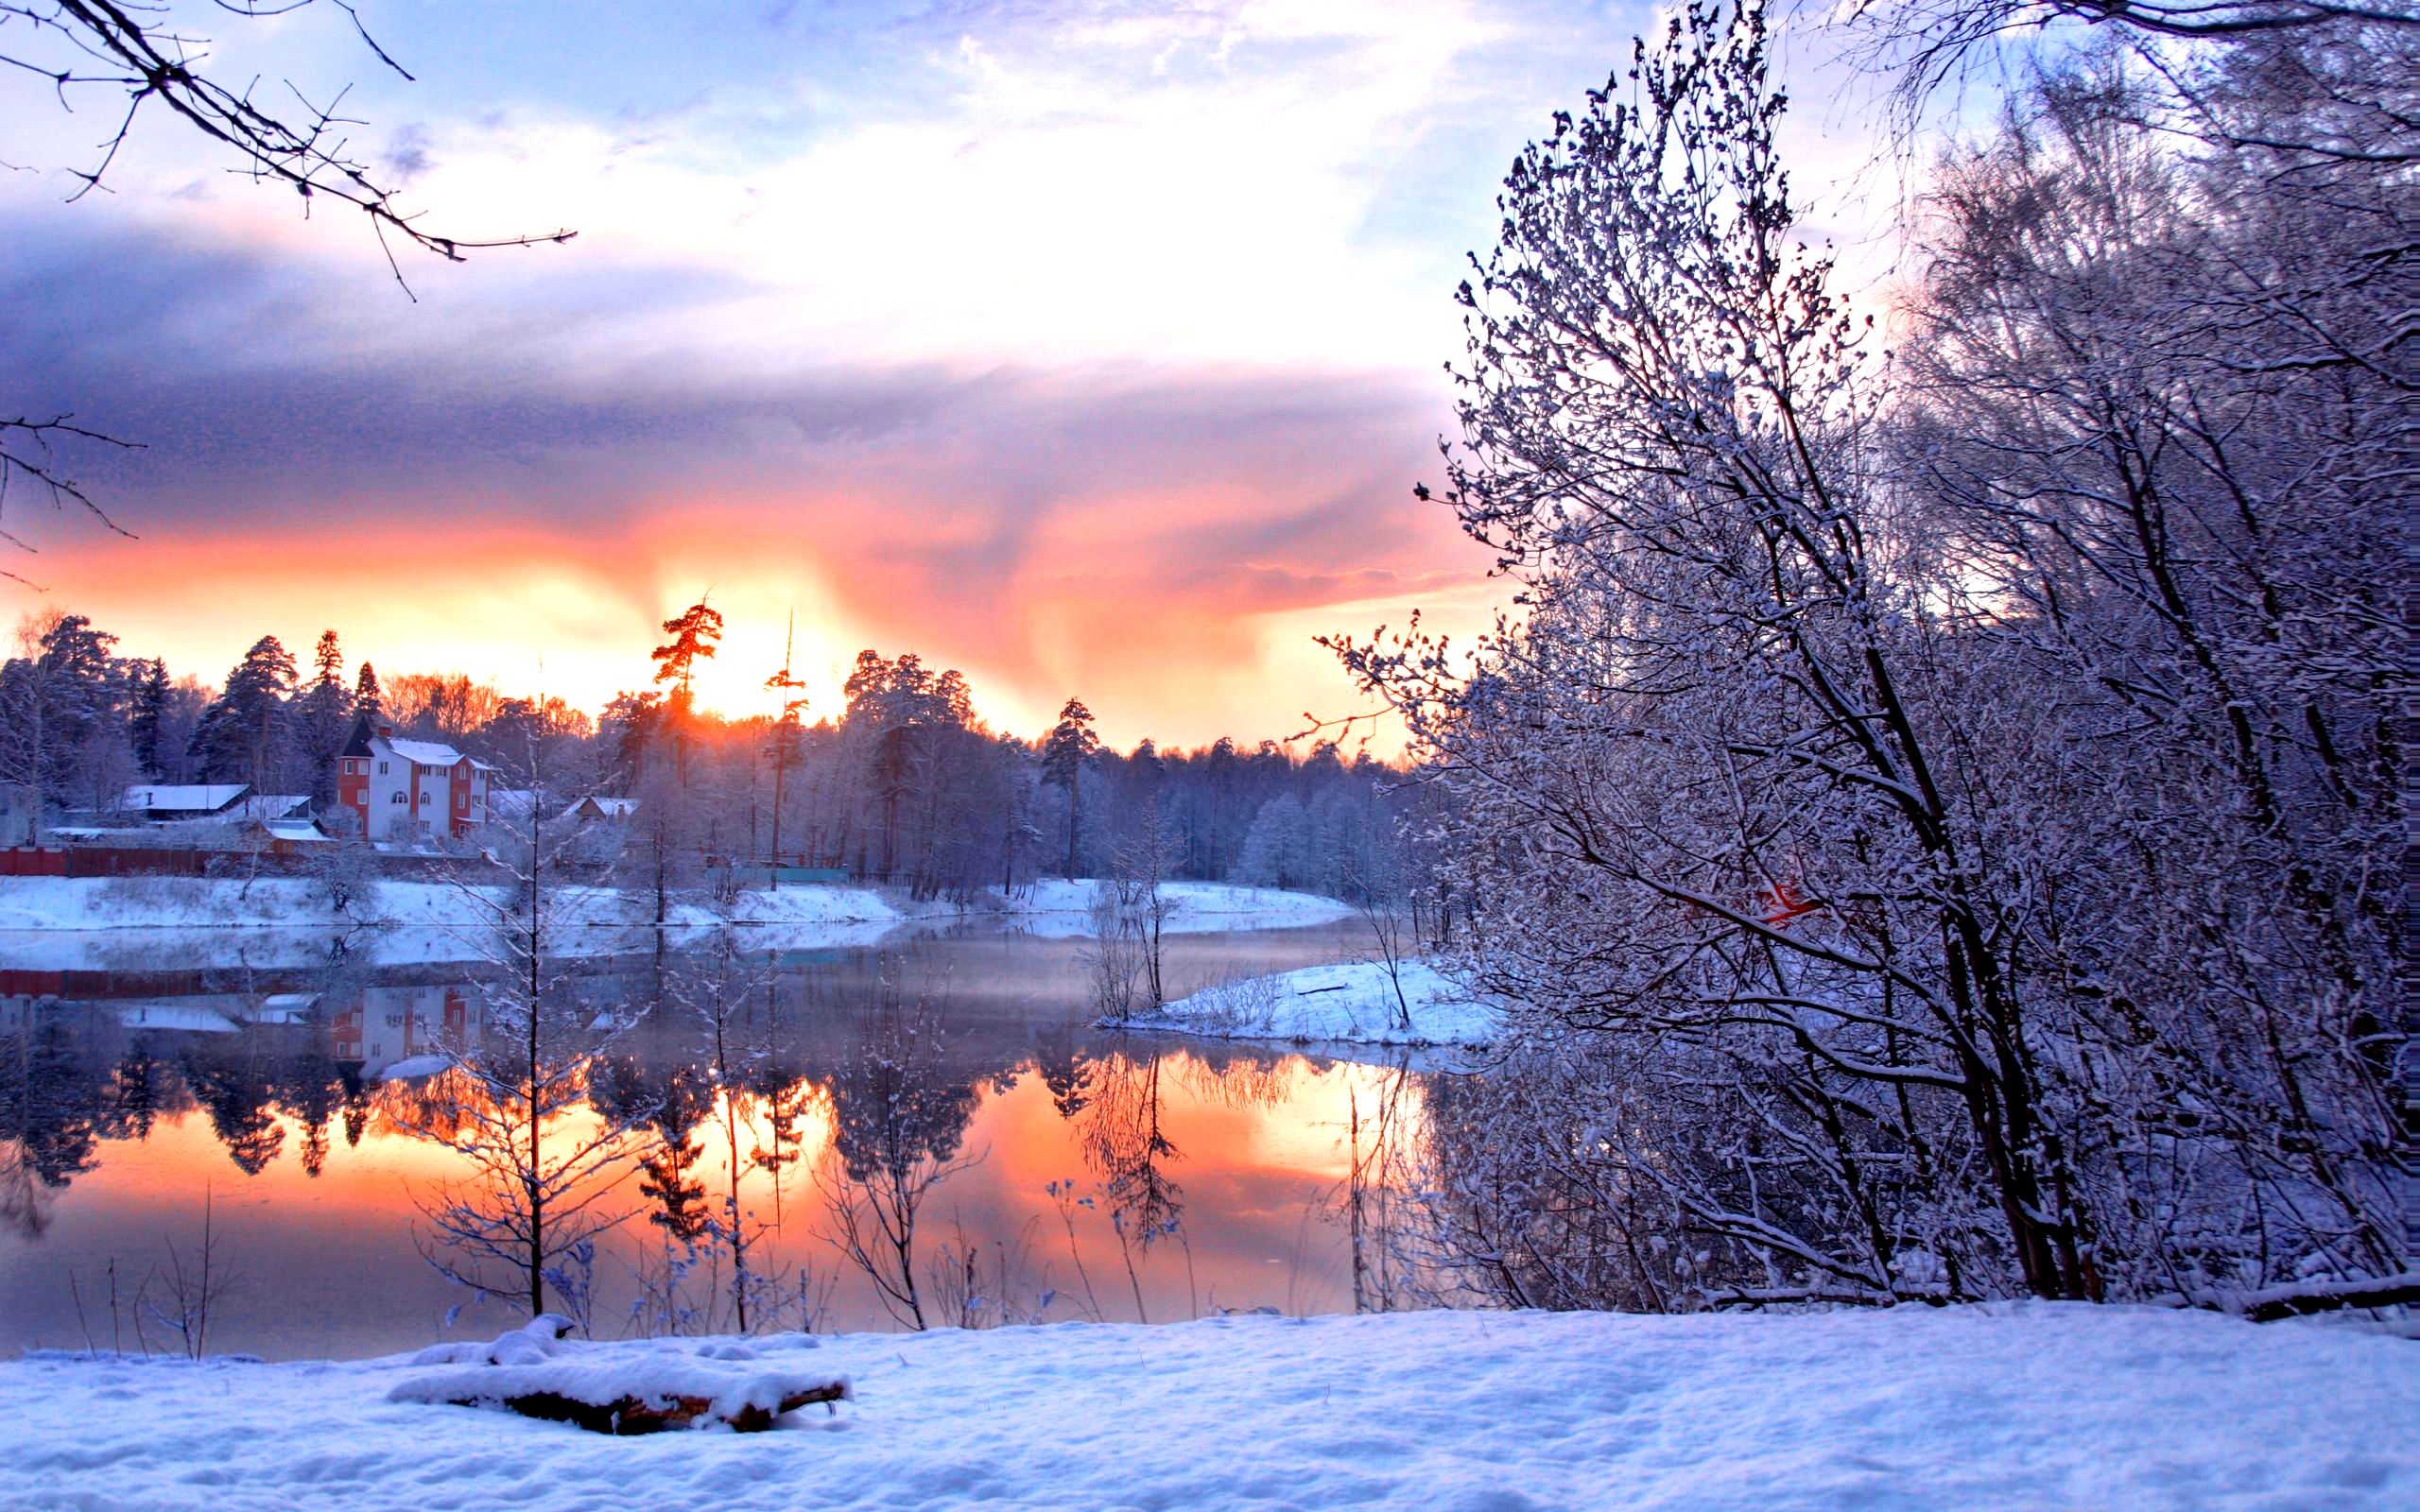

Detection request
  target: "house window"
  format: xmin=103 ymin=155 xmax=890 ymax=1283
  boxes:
xmin=378 ymin=761 xmax=389 ymax=775
xmin=390 ymin=792 xmax=406 ymax=804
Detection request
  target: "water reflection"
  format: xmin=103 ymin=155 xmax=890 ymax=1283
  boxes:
xmin=0 ymin=922 xmax=1426 ymax=1358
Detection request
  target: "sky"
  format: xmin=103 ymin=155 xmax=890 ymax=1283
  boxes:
xmin=0 ymin=0 xmax=1904 ymax=748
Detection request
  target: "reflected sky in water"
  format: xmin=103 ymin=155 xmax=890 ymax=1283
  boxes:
xmin=1 ymin=921 xmax=1428 ymax=1359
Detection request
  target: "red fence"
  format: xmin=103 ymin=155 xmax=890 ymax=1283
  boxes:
xmin=0 ymin=846 xmax=214 ymax=878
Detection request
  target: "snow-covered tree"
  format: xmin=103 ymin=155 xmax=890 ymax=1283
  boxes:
xmin=189 ymin=636 xmax=297 ymax=790
xmin=1342 ymin=0 xmax=2408 ymax=1314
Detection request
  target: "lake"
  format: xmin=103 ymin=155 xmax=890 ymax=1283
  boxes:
xmin=0 ymin=917 xmax=1430 ymax=1360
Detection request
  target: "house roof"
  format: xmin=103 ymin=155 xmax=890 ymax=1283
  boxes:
xmin=574 ymin=795 xmax=639 ymax=817
xmin=234 ymin=794 xmax=312 ymax=820
xmin=257 ymin=818 xmax=333 ymax=843
xmin=385 ymin=736 xmax=469 ymax=767
xmin=121 ymin=783 xmax=251 ymax=814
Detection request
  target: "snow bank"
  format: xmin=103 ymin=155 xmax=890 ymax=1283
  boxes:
xmin=992 ymin=879 xmax=1355 ymax=936
xmin=674 ymin=885 xmax=906 ymax=929
xmin=0 ymin=876 xmax=1340 ymax=937
xmin=3 ymin=1304 xmax=2413 ymax=1511
xmin=1115 ymin=957 xmax=1497 ymax=1046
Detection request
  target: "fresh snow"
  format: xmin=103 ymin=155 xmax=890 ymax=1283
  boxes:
xmin=1114 ymin=957 xmax=1497 ymax=1046
xmin=3 ymin=1304 xmax=2413 ymax=1511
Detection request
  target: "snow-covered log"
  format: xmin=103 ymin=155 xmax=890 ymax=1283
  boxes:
xmin=388 ymin=1317 xmax=850 ymax=1434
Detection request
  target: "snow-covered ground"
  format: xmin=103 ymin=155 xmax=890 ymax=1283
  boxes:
xmin=995 ymin=879 xmax=1355 ymax=936
xmin=1113 ymin=957 xmax=1496 ymax=1046
xmin=3 ymin=1304 xmax=2411 ymax=1511
xmin=0 ymin=876 xmax=1348 ymax=948
xmin=0 ymin=875 xmax=918 ymax=934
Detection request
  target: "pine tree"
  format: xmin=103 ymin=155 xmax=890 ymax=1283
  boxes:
xmin=764 ymin=614 xmax=811 ymax=879
xmin=1040 ymin=697 xmax=1099 ymax=880
xmin=651 ymin=599 xmax=723 ymax=786
xmin=189 ymin=636 xmax=297 ymax=787
xmin=129 ymin=658 xmax=169 ymax=778
xmin=295 ymin=630 xmax=354 ymax=804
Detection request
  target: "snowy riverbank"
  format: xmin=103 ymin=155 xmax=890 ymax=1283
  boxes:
xmin=0 ymin=876 xmax=1349 ymax=939
xmin=4 ymin=1304 xmax=2411 ymax=1511
xmin=1111 ymin=957 xmax=1497 ymax=1046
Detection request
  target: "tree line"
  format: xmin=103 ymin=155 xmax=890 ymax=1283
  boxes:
xmin=0 ymin=604 xmax=1418 ymax=905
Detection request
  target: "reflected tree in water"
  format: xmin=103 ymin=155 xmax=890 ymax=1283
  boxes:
xmin=1075 ymin=1049 xmax=1186 ymax=1321
xmin=395 ymin=724 xmax=641 ymax=1317
xmin=606 ymin=1058 xmax=713 ymax=1247
xmin=817 ymin=976 xmax=985 ymax=1330
xmin=268 ymin=1033 xmax=347 ymax=1178
xmin=180 ymin=1039 xmax=284 ymax=1177
xmin=1033 ymin=1021 xmax=1097 ymax=1122
xmin=0 ymin=1022 xmax=103 ymax=1236
xmin=106 ymin=1040 xmax=164 ymax=1143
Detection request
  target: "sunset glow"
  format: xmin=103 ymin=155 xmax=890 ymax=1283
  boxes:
xmin=0 ymin=0 xmax=1719 ymax=745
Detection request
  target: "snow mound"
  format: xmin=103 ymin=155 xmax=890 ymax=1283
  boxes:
xmin=1115 ymin=958 xmax=1498 ymax=1046
xmin=405 ymin=1314 xmax=578 ymax=1366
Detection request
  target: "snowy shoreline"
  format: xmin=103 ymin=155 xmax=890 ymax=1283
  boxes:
xmin=4 ymin=1303 xmax=2411 ymax=1511
xmin=1108 ymin=957 xmax=1498 ymax=1047
xmin=0 ymin=876 xmax=1351 ymax=943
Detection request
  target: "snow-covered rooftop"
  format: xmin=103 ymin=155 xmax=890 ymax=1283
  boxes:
xmin=120 ymin=783 xmax=250 ymax=813
xmin=234 ymin=794 xmax=312 ymax=820
xmin=383 ymin=737 xmax=467 ymax=767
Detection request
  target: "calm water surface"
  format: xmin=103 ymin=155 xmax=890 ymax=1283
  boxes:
xmin=0 ymin=918 xmax=1427 ymax=1359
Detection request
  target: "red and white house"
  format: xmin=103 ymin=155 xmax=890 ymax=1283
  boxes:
xmin=336 ymin=718 xmax=496 ymax=841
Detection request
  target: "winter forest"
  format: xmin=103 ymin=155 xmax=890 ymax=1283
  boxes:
xmin=0 ymin=604 xmax=1417 ymax=902
xmin=1338 ymin=2 xmax=2411 ymax=1321
xmin=0 ymin=0 xmax=2412 ymax=1505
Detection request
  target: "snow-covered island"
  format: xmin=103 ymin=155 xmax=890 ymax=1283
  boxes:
xmin=5 ymin=1304 xmax=2413 ymax=1511
xmin=1107 ymin=957 xmax=1498 ymax=1047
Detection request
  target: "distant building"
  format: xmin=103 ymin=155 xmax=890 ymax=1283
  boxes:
xmin=566 ymin=795 xmax=639 ymax=821
xmin=336 ymin=719 xmax=495 ymax=840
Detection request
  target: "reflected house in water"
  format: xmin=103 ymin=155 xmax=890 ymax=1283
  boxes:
xmin=330 ymin=985 xmax=478 ymax=1075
